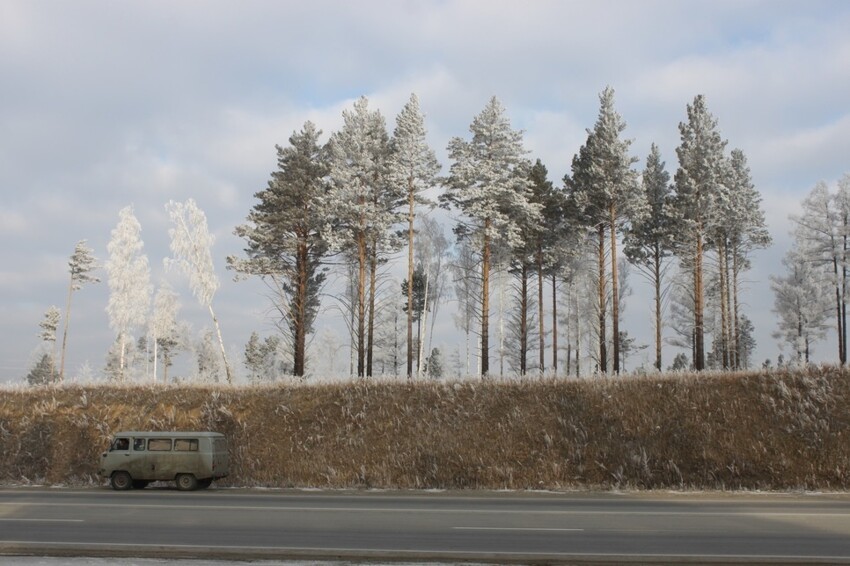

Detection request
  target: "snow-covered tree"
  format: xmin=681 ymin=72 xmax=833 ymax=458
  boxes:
xmin=150 ymin=282 xmax=181 ymax=383
xmin=59 ymin=240 xmax=99 ymax=380
xmin=671 ymin=95 xmax=729 ymax=371
xmin=771 ymin=246 xmax=831 ymax=364
xmin=624 ymin=143 xmax=675 ymax=371
xmin=565 ymin=87 xmax=642 ymax=374
xmin=325 ymin=97 xmax=399 ymax=377
xmin=166 ymin=198 xmax=232 ymax=383
xmin=39 ymin=306 xmax=61 ymax=348
xmin=105 ymin=206 xmax=151 ymax=381
xmin=388 ymin=94 xmax=441 ymax=378
xmin=26 ymin=354 xmax=58 ymax=386
xmin=230 ymin=122 xmax=329 ymax=377
xmin=414 ymin=215 xmax=451 ymax=376
xmin=196 ymin=329 xmax=222 ymax=382
xmin=791 ymin=178 xmax=850 ymax=365
xmin=711 ymin=149 xmax=771 ymax=369
xmin=441 ymin=96 xmax=538 ymax=376
xmin=244 ymin=331 xmax=264 ymax=385
xmin=449 ymin=236 xmax=481 ymax=376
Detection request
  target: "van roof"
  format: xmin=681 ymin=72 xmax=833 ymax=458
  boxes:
xmin=111 ymin=431 xmax=225 ymax=438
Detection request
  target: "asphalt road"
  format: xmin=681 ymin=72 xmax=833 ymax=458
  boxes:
xmin=1 ymin=487 xmax=850 ymax=564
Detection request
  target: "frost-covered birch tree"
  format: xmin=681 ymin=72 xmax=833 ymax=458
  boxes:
xmin=791 ymin=175 xmax=850 ymax=365
xmin=166 ymin=198 xmax=232 ymax=383
xmin=59 ymin=240 xmax=99 ymax=380
xmin=230 ymin=122 xmax=329 ymax=377
xmin=771 ymin=246 xmax=830 ymax=364
xmin=105 ymin=206 xmax=151 ymax=381
xmin=150 ymin=282 xmax=181 ymax=383
xmin=388 ymin=94 xmax=441 ymax=379
xmin=441 ymin=96 xmax=538 ymax=376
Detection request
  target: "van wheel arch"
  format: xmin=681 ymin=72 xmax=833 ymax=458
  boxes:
xmin=110 ymin=471 xmax=133 ymax=491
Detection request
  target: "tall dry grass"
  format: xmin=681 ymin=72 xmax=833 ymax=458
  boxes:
xmin=0 ymin=366 xmax=847 ymax=490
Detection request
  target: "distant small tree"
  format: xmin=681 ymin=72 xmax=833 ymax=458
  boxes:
xmin=244 ymin=331 xmax=264 ymax=384
xmin=26 ymin=354 xmax=58 ymax=386
xmin=59 ymin=240 xmax=99 ymax=380
xmin=38 ymin=306 xmax=62 ymax=383
xmin=668 ymin=352 xmax=689 ymax=372
xmin=196 ymin=330 xmax=222 ymax=383
xmin=427 ymin=347 xmax=444 ymax=379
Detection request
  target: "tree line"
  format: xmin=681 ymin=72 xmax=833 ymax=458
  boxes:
xmin=27 ymin=88 xmax=776 ymax=384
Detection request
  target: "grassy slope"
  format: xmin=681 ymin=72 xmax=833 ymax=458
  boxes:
xmin=0 ymin=367 xmax=847 ymax=490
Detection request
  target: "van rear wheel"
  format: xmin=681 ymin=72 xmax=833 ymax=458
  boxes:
xmin=110 ymin=471 xmax=132 ymax=491
xmin=176 ymin=473 xmax=198 ymax=491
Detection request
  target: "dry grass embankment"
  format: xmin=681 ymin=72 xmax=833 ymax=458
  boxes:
xmin=0 ymin=366 xmax=848 ymax=490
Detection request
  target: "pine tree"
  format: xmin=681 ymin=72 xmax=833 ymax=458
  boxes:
xmin=105 ymin=206 xmax=151 ymax=381
xmin=671 ymin=95 xmax=729 ymax=371
xmin=230 ymin=122 xmax=329 ymax=377
xmin=59 ymin=240 xmax=99 ymax=380
xmin=26 ymin=354 xmax=58 ymax=386
xmin=624 ymin=143 xmax=675 ymax=371
xmin=166 ymin=198 xmax=232 ymax=383
xmin=325 ymin=97 xmax=399 ymax=377
xmin=388 ymin=94 xmax=441 ymax=378
xmin=39 ymin=306 xmax=61 ymax=374
xmin=719 ymin=149 xmax=771 ymax=368
xmin=565 ymin=87 xmax=642 ymax=373
xmin=441 ymin=97 xmax=538 ymax=376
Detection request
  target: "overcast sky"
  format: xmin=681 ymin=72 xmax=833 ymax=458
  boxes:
xmin=2 ymin=0 xmax=849 ymax=382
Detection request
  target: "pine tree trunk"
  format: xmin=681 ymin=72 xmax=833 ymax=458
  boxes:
xmin=357 ymin=234 xmax=367 ymax=378
xmin=654 ymin=244 xmax=662 ymax=371
xmin=694 ymin=233 xmax=705 ymax=371
xmin=480 ymin=220 xmax=491 ymax=376
xmin=551 ymin=273 xmax=558 ymax=373
xmin=293 ymin=240 xmax=308 ymax=377
xmin=732 ymin=251 xmax=743 ymax=370
xmin=367 ymin=245 xmax=377 ymax=377
xmin=719 ymin=243 xmax=730 ymax=370
xmin=610 ymin=208 xmax=620 ymax=374
xmin=537 ymin=245 xmax=545 ymax=374
xmin=498 ymin=263 xmax=505 ymax=376
xmin=597 ymin=224 xmax=607 ymax=374
xmin=520 ymin=263 xmax=528 ymax=376
xmin=833 ymin=257 xmax=844 ymax=365
xmin=407 ymin=179 xmax=415 ymax=379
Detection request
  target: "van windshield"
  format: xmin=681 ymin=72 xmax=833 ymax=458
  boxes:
xmin=111 ymin=438 xmax=129 ymax=451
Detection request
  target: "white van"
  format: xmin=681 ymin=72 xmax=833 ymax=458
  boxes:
xmin=99 ymin=431 xmax=229 ymax=491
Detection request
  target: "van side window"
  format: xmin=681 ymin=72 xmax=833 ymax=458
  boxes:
xmin=148 ymin=438 xmax=172 ymax=451
xmin=174 ymin=439 xmax=199 ymax=451
xmin=111 ymin=438 xmax=129 ymax=451
xmin=133 ymin=438 xmax=146 ymax=451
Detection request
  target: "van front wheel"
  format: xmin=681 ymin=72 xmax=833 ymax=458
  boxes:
xmin=110 ymin=471 xmax=132 ymax=491
xmin=176 ymin=473 xmax=198 ymax=491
